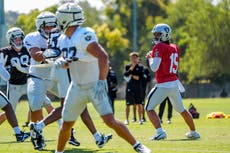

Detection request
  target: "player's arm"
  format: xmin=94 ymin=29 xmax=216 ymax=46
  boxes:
xmin=146 ymin=50 xmax=161 ymax=72
xmin=29 ymin=47 xmax=46 ymax=62
xmin=87 ymin=42 xmax=109 ymax=80
xmin=148 ymin=57 xmax=161 ymax=72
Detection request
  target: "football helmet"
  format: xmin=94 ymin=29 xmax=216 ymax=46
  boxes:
xmin=152 ymin=23 xmax=172 ymax=44
xmin=36 ymin=11 xmax=57 ymax=38
xmin=56 ymin=3 xmax=84 ymax=31
xmin=6 ymin=27 xmax=25 ymax=50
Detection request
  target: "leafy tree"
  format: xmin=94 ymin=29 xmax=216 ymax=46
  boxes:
xmin=160 ymin=0 xmax=230 ymax=85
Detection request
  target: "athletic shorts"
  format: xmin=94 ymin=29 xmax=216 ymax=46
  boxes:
xmin=27 ymin=77 xmax=54 ymax=111
xmin=145 ymin=86 xmax=185 ymax=113
xmin=62 ymin=82 xmax=113 ymax=121
xmin=8 ymin=83 xmax=27 ymax=110
xmin=50 ymin=67 xmax=70 ymax=98
xmin=0 ymin=91 xmax=8 ymax=109
xmin=125 ymin=88 xmax=143 ymax=105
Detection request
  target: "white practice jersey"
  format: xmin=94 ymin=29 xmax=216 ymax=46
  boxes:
xmin=58 ymin=27 xmax=99 ymax=85
xmin=24 ymin=31 xmax=51 ymax=78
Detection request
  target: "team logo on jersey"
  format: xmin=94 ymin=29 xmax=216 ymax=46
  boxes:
xmin=154 ymin=51 xmax=159 ymax=57
xmin=85 ymin=35 xmax=92 ymax=41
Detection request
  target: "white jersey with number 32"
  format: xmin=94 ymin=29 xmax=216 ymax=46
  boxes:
xmin=58 ymin=27 xmax=99 ymax=85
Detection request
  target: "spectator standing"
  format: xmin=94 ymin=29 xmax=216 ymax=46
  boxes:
xmin=107 ymin=65 xmax=118 ymax=113
xmin=124 ymin=52 xmax=144 ymax=125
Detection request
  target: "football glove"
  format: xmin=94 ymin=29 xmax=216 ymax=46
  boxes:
xmin=12 ymin=60 xmax=29 ymax=74
xmin=0 ymin=53 xmax=8 ymax=66
xmin=54 ymin=57 xmax=68 ymax=68
xmin=94 ymin=80 xmax=108 ymax=101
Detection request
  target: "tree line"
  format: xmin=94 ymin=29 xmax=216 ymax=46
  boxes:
xmin=8 ymin=0 xmax=230 ymax=86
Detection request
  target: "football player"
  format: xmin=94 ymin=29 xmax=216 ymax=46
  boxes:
xmin=0 ymin=53 xmax=30 ymax=142
xmin=24 ymin=11 xmax=112 ymax=151
xmin=54 ymin=3 xmax=151 ymax=153
xmin=0 ymin=27 xmax=54 ymax=126
xmin=145 ymin=23 xmax=200 ymax=140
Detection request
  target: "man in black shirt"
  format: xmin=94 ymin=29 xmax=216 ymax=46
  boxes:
xmin=107 ymin=66 xmax=118 ymax=113
xmin=124 ymin=52 xmax=144 ymax=125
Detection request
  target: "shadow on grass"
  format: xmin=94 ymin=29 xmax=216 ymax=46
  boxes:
xmin=164 ymin=138 xmax=200 ymax=141
xmin=47 ymin=148 xmax=114 ymax=153
xmin=0 ymin=139 xmax=55 ymax=144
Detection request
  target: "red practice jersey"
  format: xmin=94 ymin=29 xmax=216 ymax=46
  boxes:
xmin=151 ymin=43 xmax=180 ymax=83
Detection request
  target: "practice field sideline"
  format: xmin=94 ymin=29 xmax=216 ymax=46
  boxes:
xmin=0 ymin=98 xmax=229 ymax=153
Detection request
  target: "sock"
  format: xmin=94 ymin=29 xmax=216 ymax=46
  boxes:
xmin=13 ymin=126 xmax=21 ymax=135
xmin=37 ymin=121 xmax=46 ymax=130
xmin=93 ymin=131 xmax=101 ymax=141
xmin=133 ymin=141 xmax=140 ymax=148
xmin=57 ymin=119 xmax=63 ymax=129
xmin=156 ymin=127 xmax=164 ymax=133
xmin=55 ymin=151 xmax=63 ymax=153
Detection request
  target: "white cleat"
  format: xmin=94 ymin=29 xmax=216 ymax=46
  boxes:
xmin=134 ymin=143 xmax=151 ymax=153
xmin=185 ymin=131 xmax=200 ymax=139
xmin=150 ymin=130 xmax=167 ymax=140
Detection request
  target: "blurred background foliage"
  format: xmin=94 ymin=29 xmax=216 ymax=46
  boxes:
xmin=5 ymin=0 xmax=230 ymax=86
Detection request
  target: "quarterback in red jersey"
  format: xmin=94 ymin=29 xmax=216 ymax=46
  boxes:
xmin=145 ymin=23 xmax=200 ymax=140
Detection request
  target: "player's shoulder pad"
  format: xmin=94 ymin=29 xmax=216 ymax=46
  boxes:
xmin=79 ymin=27 xmax=97 ymax=41
xmin=24 ymin=32 xmax=40 ymax=47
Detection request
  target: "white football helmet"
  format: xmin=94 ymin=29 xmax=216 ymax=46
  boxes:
xmin=56 ymin=3 xmax=84 ymax=31
xmin=152 ymin=23 xmax=172 ymax=44
xmin=36 ymin=11 xmax=57 ymax=38
xmin=6 ymin=27 xmax=25 ymax=50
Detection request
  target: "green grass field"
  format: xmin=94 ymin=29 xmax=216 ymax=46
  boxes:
xmin=0 ymin=98 xmax=229 ymax=153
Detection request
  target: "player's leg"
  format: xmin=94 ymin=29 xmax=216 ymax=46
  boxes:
xmin=92 ymin=91 xmax=151 ymax=152
xmin=100 ymin=107 xmax=151 ymax=152
xmin=56 ymin=121 xmax=75 ymax=152
xmin=80 ymin=106 xmax=112 ymax=148
xmin=0 ymin=92 xmax=30 ymax=142
xmin=169 ymin=88 xmax=200 ymax=139
xmin=27 ymin=78 xmax=46 ymax=149
xmin=145 ymin=87 xmax=167 ymax=140
xmin=56 ymin=83 xmax=85 ymax=152
xmin=0 ymin=84 xmax=22 ymax=124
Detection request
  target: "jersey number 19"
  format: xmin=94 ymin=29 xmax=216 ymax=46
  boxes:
xmin=169 ymin=53 xmax=178 ymax=74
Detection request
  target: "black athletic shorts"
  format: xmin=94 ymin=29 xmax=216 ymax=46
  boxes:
xmin=125 ymin=88 xmax=143 ymax=105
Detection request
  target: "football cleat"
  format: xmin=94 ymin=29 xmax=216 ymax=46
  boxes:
xmin=68 ymin=136 xmax=80 ymax=146
xmin=96 ymin=133 xmax=113 ymax=148
xmin=134 ymin=143 xmax=151 ymax=153
xmin=68 ymin=128 xmax=80 ymax=146
xmin=185 ymin=131 xmax=200 ymax=139
xmin=30 ymin=123 xmax=46 ymax=150
xmin=16 ymin=131 xmax=30 ymax=142
xmin=150 ymin=130 xmax=167 ymax=140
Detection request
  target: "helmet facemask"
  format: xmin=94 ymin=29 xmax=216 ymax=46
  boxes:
xmin=11 ymin=36 xmax=24 ymax=50
xmin=6 ymin=27 xmax=25 ymax=50
xmin=39 ymin=22 xmax=57 ymax=39
xmin=36 ymin=11 xmax=58 ymax=39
